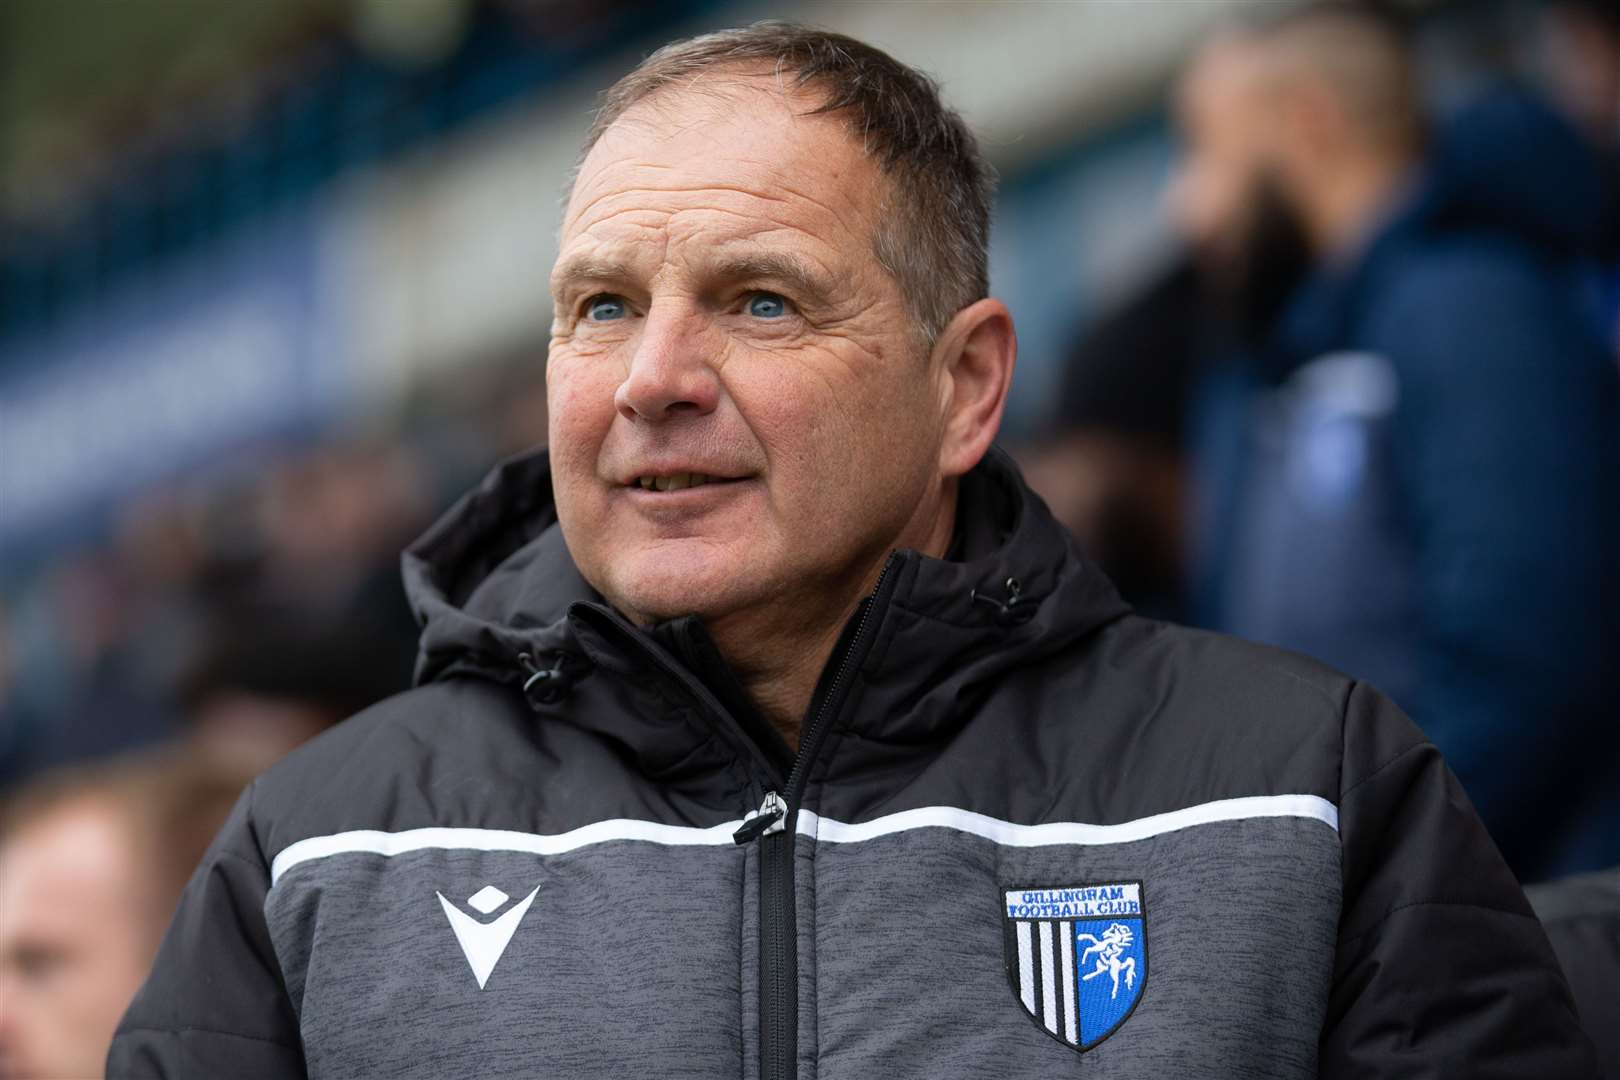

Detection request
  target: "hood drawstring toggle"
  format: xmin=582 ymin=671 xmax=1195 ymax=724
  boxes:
xmin=517 ymin=651 xmax=581 ymax=708
xmin=970 ymin=577 xmax=1038 ymax=627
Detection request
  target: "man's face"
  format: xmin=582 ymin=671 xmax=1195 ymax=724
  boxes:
xmin=1171 ymin=41 xmax=1315 ymax=338
xmin=548 ymin=79 xmax=949 ymax=625
xmin=0 ymin=803 xmax=155 ymax=1080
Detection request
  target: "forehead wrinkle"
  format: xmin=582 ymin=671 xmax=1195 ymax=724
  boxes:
xmin=569 ymin=90 xmax=883 ymax=242
xmin=566 ymin=191 xmax=870 ymax=294
xmin=565 ymin=218 xmax=795 ymax=289
xmin=571 ymin=195 xmax=848 ymax=261
xmin=565 ymin=177 xmax=811 ymax=240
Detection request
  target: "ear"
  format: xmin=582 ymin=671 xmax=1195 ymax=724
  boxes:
xmin=932 ymin=297 xmax=1016 ymax=479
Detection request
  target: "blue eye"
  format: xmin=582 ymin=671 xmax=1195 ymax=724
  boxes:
xmin=746 ymin=292 xmax=789 ymax=319
xmin=586 ymin=295 xmax=627 ymax=321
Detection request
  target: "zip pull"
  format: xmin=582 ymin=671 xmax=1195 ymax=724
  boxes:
xmin=733 ymin=791 xmax=788 ymax=844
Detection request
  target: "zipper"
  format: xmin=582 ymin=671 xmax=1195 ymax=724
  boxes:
xmin=732 ymin=556 xmax=902 ymax=1080
xmin=733 ymin=791 xmax=788 ymax=844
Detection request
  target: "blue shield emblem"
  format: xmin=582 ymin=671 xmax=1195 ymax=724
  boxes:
xmin=1003 ymin=882 xmax=1147 ymax=1052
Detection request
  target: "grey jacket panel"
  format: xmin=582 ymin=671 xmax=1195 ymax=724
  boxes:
xmin=251 ymin=806 xmax=1338 ymax=1079
xmin=807 ymin=818 xmax=1339 ymax=1080
xmin=268 ymin=845 xmax=749 ymax=1079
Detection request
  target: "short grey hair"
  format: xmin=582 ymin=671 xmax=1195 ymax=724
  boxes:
xmin=580 ymin=22 xmax=997 ymax=345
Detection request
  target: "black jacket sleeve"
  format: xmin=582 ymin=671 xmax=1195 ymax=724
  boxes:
xmin=1320 ymin=681 xmax=1599 ymax=1079
xmin=108 ymin=780 xmax=307 ymax=1078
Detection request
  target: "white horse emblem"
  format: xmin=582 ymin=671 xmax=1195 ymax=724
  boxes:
xmin=1076 ymin=922 xmax=1137 ymax=1000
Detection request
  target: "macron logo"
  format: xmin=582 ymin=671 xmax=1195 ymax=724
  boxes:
xmin=436 ymin=884 xmax=539 ymax=989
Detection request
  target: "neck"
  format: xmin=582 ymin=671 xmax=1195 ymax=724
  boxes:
xmin=1303 ymin=152 xmax=1412 ymax=259
xmin=711 ymin=483 xmax=959 ymax=751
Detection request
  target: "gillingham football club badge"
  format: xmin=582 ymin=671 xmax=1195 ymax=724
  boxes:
xmin=1003 ymin=881 xmax=1147 ymax=1052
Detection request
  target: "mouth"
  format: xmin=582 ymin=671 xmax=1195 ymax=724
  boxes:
xmin=627 ymin=472 xmax=745 ymax=492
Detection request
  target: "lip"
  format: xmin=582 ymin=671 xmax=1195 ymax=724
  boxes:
xmin=621 ymin=475 xmax=753 ymax=499
xmin=617 ymin=467 xmax=751 ymax=487
xmin=617 ymin=475 xmax=757 ymax=520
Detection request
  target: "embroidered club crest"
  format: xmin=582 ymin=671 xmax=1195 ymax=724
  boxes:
xmin=1003 ymin=881 xmax=1147 ymax=1052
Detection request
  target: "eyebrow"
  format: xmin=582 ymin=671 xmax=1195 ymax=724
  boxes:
xmin=550 ymin=255 xmax=635 ymax=301
xmin=708 ymin=251 xmax=833 ymax=303
xmin=549 ymin=249 xmax=836 ymax=306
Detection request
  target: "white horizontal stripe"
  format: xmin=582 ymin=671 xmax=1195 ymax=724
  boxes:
xmin=270 ymin=793 xmax=1338 ymax=885
xmin=271 ymin=818 xmax=741 ymax=885
xmin=796 ymin=794 xmax=1338 ymax=846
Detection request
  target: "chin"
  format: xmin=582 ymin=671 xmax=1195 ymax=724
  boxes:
xmin=602 ymin=544 xmax=765 ymax=624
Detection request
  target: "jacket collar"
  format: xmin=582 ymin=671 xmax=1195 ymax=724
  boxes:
xmin=403 ymin=445 xmax=1129 ymax=745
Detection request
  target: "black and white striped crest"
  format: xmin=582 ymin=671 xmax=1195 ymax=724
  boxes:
xmin=1002 ymin=881 xmax=1148 ymax=1052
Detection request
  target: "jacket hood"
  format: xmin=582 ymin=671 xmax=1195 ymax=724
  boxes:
xmin=1419 ymin=84 xmax=1610 ymax=260
xmin=402 ymin=445 xmax=1129 ymax=709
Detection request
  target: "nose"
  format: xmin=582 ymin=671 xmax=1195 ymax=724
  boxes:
xmin=614 ymin=307 xmax=721 ymax=423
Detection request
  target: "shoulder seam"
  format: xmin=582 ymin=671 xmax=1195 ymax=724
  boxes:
xmin=214 ymin=847 xmax=272 ymax=876
xmin=244 ymin=776 xmax=273 ymax=866
xmin=1274 ymin=666 xmax=1347 ymax=716
xmin=116 ymin=1025 xmax=301 ymax=1050
xmin=1340 ymin=737 xmax=1430 ymax=800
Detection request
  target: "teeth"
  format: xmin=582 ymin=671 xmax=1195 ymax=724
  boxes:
xmin=635 ymin=473 xmax=715 ymax=491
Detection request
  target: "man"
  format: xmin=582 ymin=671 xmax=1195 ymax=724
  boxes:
xmin=1172 ymin=6 xmax=1620 ymax=881
xmin=112 ymin=23 xmax=1596 ymax=1078
xmin=0 ymin=751 xmax=243 ymax=1079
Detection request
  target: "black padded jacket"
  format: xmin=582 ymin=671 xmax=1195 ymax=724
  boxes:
xmin=111 ymin=448 xmax=1598 ymax=1079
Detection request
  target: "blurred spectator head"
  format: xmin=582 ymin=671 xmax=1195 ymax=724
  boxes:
xmin=1539 ymin=0 xmax=1620 ymax=150
xmin=256 ymin=439 xmax=432 ymax=580
xmin=0 ymin=750 xmax=246 ymax=1080
xmin=178 ymin=600 xmax=416 ymax=775
xmin=1171 ymin=3 xmax=1425 ymax=337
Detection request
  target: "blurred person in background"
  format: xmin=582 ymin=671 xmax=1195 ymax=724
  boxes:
xmin=0 ymin=553 xmax=181 ymax=779
xmin=1018 ymin=257 xmax=1202 ymax=619
xmin=1537 ymin=0 xmax=1620 ymax=344
xmin=0 ymin=433 xmax=433 ymax=787
xmin=1172 ymin=2 xmax=1620 ymax=883
xmin=177 ymin=598 xmax=415 ymax=776
xmin=1538 ymin=0 xmax=1620 ymax=149
xmin=0 ymin=749 xmax=246 ymax=1079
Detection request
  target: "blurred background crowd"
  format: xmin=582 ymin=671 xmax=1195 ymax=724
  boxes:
xmin=2 ymin=0 xmax=1618 ymax=1075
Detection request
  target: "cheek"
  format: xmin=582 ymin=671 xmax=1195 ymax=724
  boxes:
xmin=547 ymin=353 xmax=618 ymax=464
xmin=736 ymin=350 xmax=933 ymax=512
